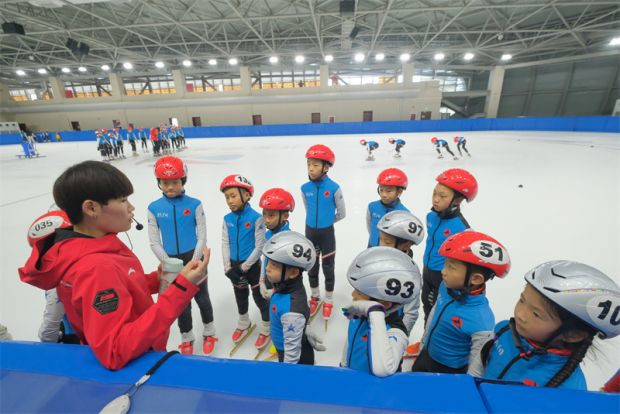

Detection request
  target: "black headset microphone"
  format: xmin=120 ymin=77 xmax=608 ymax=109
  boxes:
xmin=133 ymin=218 xmax=144 ymax=231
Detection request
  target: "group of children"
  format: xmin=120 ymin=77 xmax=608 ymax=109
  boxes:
xmin=16 ymin=143 xmax=620 ymax=392
xmin=95 ymin=124 xmax=186 ymax=161
xmin=359 ymin=136 xmax=472 ymax=161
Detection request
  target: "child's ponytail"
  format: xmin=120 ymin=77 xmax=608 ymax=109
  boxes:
xmin=545 ymin=331 xmax=595 ymax=388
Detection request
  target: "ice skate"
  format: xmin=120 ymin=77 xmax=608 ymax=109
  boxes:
xmin=202 ymin=336 xmax=217 ymax=355
xmin=403 ymin=341 xmax=421 ymax=360
xmin=229 ymin=324 xmax=256 ymax=357
xmin=437 ymin=154 xmax=444 ymax=159
xmin=393 ymin=153 xmax=401 ymax=158
xmin=322 ymin=301 xmax=333 ymax=331
xmin=453 ymin=156 xmax=459 ymax=160
xmin=178 ymin=341 xmax=194 ymax=355
xmin=308 ymin=296 xmax=323 ymax=323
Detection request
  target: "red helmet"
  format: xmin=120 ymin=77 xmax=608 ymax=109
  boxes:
xmin=102 ymin=128 xmax=108 ymax=133
xmin=259 ymin=188 xmax=295 ymax=212
xmin=220 ymin=174 xmax=254 ymax=196
xmin=388 ymin=138 xmax=395 ymax=144
xmin=431 ymin=137 xmax=438 ymax=143
xmin=453 ymin=136 xmax=459 ymax=143
xmin=306 ymin=144 xmax=335 ymax=166
xmin=377 ymin=168 xmax=408 ymax=189
xmin=155 ymin=156 xmax=187 ymax=179
xmin=436 ymin=168 xmax=478 ymax=202
xmin=359 ymin=139 xmax=367 ymax=145
xmin=439 ymin=231 xmax=510 ymax=278
xmin=27 ymin=210 xmax=71 ymax=247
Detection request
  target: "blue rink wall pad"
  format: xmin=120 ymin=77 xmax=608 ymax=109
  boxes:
xmin=1 ymin=341 xmax=618 ymax=413
xmin=1 ymin=116 xmax=618 ymax=145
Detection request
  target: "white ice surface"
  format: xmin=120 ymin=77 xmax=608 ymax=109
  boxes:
xmin=1 ymin=130 xmax=618 ymax=390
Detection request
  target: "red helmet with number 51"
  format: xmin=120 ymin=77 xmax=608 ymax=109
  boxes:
xmin=220 ymin=174 xmax=254 ymax=196
xmin=436 ymin=168 xmax=478 ymax=202
xmin=259 ymin=188 xmax=295 ymax=212
xmin=439 ymin=231 xmax=510 ymax=278
xmin=305 ymin=144 xmax=335 ymax=166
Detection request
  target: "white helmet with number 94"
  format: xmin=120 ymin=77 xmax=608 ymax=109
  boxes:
xmin=262 ymin=231 xmax=316 ymax=271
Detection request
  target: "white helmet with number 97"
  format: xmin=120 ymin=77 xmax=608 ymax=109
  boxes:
xmin=262 ymin=231 xmax=316 ymax=271
xmin=347 ymin=246 xmax=421 ymax=304
xmin=377 ymin=210 xmax=425 ymax=245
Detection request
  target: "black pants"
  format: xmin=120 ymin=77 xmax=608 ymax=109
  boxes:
xmin=411 ymin=348 xmax=467 ymax=374
xmin=141 ymin=138 xmax=148 ymax=149
xmin=305 ymin=225 xmax=336 ymax=292
xmin=153 ymin=140 xmax=160 ymax=155
xmin=129 ymin=140 xmax=137 ymax=152
xmin=436 ymin=144 xmax=455 ymax=156
xmin=395 ymin=144 xmax=404 ymax=153
xmin=172 ymin=250 xmax=214 ymax=334
xmin=457 ymin=141 xmax=469 ymax=155
xmin=276 ymin=334 xmax=315 ymax=365
xmin=178 ymin=135 xmax=185 ymax=146
xmin=231 ymin=260 xmax=269 ymax=322
xmin=422 ymin=266 xmax=443 ymax=324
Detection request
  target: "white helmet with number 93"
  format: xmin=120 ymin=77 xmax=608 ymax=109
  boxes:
xmin=347 ymin=246 xmax=421 ymax=304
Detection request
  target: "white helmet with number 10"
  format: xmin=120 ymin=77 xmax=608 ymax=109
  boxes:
xmin=347 ymin=246 xmax=421 ymax=304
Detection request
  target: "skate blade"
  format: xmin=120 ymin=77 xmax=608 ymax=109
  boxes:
xmin=264 ymin=353 xmax=278 ymax=362
xmin=308 ymin=302 xmax=323 ymax=323
xmin=254 ymin=338 xmax=272 ymax=360
xmin=229 ymin=324 xmax=256 ymax=357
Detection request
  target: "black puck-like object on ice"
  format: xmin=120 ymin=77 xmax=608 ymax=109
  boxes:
xmin=518 ymin=184 xmax=523 ymax=188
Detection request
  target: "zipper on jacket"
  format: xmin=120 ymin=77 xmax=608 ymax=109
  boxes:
xmin=172 ymin=204 xmax=180 ymax=255
xmin=348 ymin=321 xmax=364 ymax=369
xmin=497 ymin=354 xmax=522 ymax=379
xmin=425 ymin=217 xmax=442 ymax=268
xmin=236 ymin=213 xmax=241 ymax=261
xmin=424 ymin=299 xmax=455 ymax=351
xmin=315 ymin=182 xmax=320 ymax=228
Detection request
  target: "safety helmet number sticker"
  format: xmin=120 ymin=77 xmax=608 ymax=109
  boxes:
xmin=471 ymin=240 xmax=508 ymax=264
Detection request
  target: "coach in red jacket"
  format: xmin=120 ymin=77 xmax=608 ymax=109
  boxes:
xmin=19 ymin=160 xmax=209 ymax=370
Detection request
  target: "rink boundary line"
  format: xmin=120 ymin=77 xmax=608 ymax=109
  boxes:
xmin=0 ymin=192 xmax=52 ymax=208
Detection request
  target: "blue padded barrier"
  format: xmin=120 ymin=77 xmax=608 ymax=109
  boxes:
xmin=1 ymin=116 xmax=618 ymax=145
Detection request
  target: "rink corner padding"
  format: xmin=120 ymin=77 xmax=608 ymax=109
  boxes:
xmin=1 ymin=341 xmax=618 ymax=413
xmin=1 ymin=116 xmax=618 ymax=145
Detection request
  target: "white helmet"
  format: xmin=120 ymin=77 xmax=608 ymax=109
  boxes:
xmin=377 ymin=210 xmax=425 ymax=245
xmin=262 ymin=231 xmax=316 ymax=271
xmin=525 ymin=260 xmax=620 ymax=338
xmin=347 ymin=246 xmax=421 ymax=304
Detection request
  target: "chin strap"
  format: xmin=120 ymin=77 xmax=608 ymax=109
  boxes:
xmin=436 ymin=194 xmax=461 ymax=219
xmin=447 ymin=264 xmax=489 ymax=301
xmin=507 ymin=318 xmax=572 ymax=360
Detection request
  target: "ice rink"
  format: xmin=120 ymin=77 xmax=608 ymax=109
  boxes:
xmin=1 ymin=130 xmax=618 ymax=390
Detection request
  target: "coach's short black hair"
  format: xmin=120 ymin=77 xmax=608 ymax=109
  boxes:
xmin=53 ymin=161 xmax=133 ymax=224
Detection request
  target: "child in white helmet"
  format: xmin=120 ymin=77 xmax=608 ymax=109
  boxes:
xmin=263 ymin=231 xmax=317 ymax=364
xmin=472 ymin=260 xmax=620 ymax=390
xmin=376 ymin=210 xmax=425 ymax=335
xmin=341 ymin=246 xmax=422 ymax=377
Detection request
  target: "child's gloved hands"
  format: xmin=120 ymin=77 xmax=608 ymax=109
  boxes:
xmin=225 ymin=265 xmax=248 ymax=287
xmin=305 ymin=323 xmax=326 ymax=351
xmin=342 ymin=300 xmax=384 ymax=319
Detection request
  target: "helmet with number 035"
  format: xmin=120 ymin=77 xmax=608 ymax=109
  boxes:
xmin=439 ymin=231 xmax=510 ymax=278
xmin=262 ymin=231 xmax=316 ymax=271
xmin=436 ymin=168 xmax=478 ymax=202
xmin=377 ymin=168 xmax=408 ymax=189
xmin=27 ymin=210 xmax=71 ymax=247
xmin=219 ymin=174 xmax=254 ymax=196
xmin=305 ymin=144 xmax=335 ymax=166
xmin=347 ymin=246 xmax=422 ymax=304
xmin=154 ymin=156 xmax=187 ymax=179
xmin=524 ymin=261 xmax=620 ymax=339
xmin=388 ymin=138 xmax=395 ymax=144
xmin=259 ymin=188 xmax=295 ymax=212
xmin=377 ymin=210 xmax=425 ymax=245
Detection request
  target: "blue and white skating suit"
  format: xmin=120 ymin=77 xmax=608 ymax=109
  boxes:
xmin=96 ymin=134 xmax=108 ymax=147
xmin=395 ymin=139 xmax=406 ymax=146
xmin=126 ymin=129 xmax=136 ymax=141
xmin=39 ymin=288 xmax=74 ymax=342
xmin=435 ymin=139 xmax=448 ymax=147
xmin=481 ymin=320 xmax=587 ymax=389
xmin=342 ymin=308 xmax=408 ymax=377
xmin=423 ymin=209 xmax=469 ymax=271
xmin=301 ymin=175 xmax=346 ymax=229
xmin=367 ymin=141 xmax=379 ymax=150
xmin=270 ymin=277 xmax=309 ymax=363
xmin=177 ymin=128 xmax=185 ymax=137
xmin=422 ymin=282 xmax=494 ymax=370
xmin=168 ymin=128 xmax=177 ymax=139
xmin=456 ymin=136 xmax=466 ymax=144
xmin=366 ymin=199 xmax=409 ymax=247
xmin=147 ymin=193 xmax=206 ymax=261
xmin=221 ymin=204 xmax=265 ymax=273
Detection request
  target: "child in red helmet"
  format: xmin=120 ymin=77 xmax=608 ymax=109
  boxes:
xmin=454 ymin=136 xmax=471 ymax=157
xmin=431 ymin=137 xmax=457 ymax=160
xmin=301 ymin=144 xmax=346 ymax=323
xmin=220 ymin=174 xmax=270 ymax=351
xmin=367 ymin=168 xmax=410 ymax=247
xmin=412 ymin=231 xmax=510 ymax=374
xmin=421 ymin=168 xmax=477 ymax=323
xmin=147 ymin=156 xmax=217 ymax=355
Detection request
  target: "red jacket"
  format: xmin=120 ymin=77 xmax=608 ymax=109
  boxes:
xmin=19 ymin=230 xmax=198 ymax=370
xmin=150 ymin=127 xmax=159 ymax=142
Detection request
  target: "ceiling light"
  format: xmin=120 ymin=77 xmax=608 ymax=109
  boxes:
xmin=501 ymin=53 xmax=512 ymax=61
xmin=123 ymin=62 xmax=133 ymax=69
xmin=463 ymin=52 xmax=474 ymax=61
xmin=101 ymin=64 xmax=110 ymax=71
xmin=354 ymin=52 xmax=365 ymax=62
xmin=228 ymin=57 xmax=238 ymax=65
xmin=434 ymin=53 xmax=445 ymax=61
xmin=295 ymin=55 xmax=305 ymax=64
xmin=609 ymin=37 xmax=620 ymax=46
xmin=16 ymin=69 xmax=26 ymax=76
xmin=208 ymin=59 xmax=217 ymax=65
xmin=375 ymin=53 xmax=385 ymax=61
xmin=155 ymin=61 xmax=165 ymax=68
xmin=324 ymin=54 xmax=333 ymax=62
xmin=78 ymin=66 xmax=87 ymax=72
xmin=61 ymin=67 xmax=71 ymax=73
xmin=182 ymin=59 xmax=192 ymax=67
xmin=37 ymin=68 xmax=47 ymax=74
xmin=269 ymin=56 xmax=279 ymax=64
xmin=399 ymin=53 xmax=410 ymax=62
